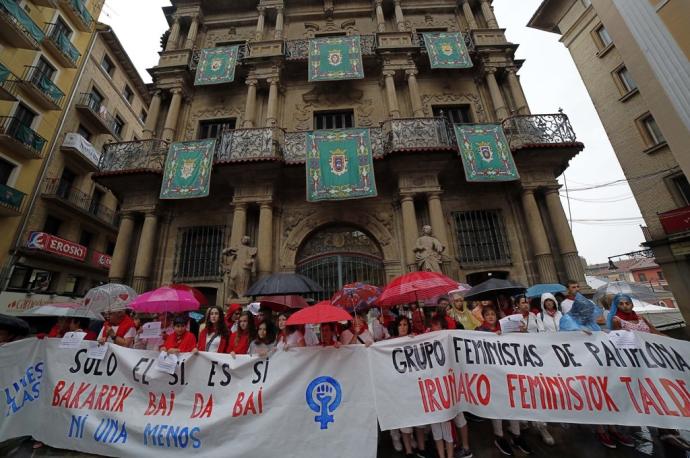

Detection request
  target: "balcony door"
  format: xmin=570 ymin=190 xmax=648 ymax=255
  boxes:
xmin=0 ymin=157 xmax=15 ymax=185
xmin=57 ymin=168 xmax=76 ymax=198
xmin=33 ymin=56 xmax=56 ymax=84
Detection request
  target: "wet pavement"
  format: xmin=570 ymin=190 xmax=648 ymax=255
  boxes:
xmin=2 ymin=421 xmax=688 ymax=457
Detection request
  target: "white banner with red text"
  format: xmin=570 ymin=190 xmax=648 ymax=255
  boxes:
xmin=370 ymin=330 xmax=690 ymax=431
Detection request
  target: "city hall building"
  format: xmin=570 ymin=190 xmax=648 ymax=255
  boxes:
xmin=96 ymin=0 xmax=588 ymax=306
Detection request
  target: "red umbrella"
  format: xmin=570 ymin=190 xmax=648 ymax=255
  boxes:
xmin=377 ymin=271 xmax=459 ymax=307
xmin=168 ymin=284 xmax=208 ymax=306
xmin=259 ymin=295 xmax=309 ymax=312
xmin=330 ymin=282 xmax=382 ymax=312
xmin=286 ymin=301 xmax=353 ymax=326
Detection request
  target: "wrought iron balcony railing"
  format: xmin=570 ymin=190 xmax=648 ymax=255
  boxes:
xmin=99 ymin=139 xmax=169 ymax=173
xmin=0 ymin=0 xmax=45 ymax=48
xmin=20 ymin=66 xmax=65 ymax=107
xmin=60 ymin=0 xmax=93 ymax=31
xmin=285 ymin=34 xmax=376 ymax=60
xmin=0 ymin=116 xmax=47 ymax=157
xmin=0 ymin=61 xmax=17 ymax=98
xmin=216 ymin=127 xmax=283 ymax=162
xmin=76 ymin=92 xmax=118 ymax=133
xmin=501 ymin=113 xmax=577 ymax=150
xmin=414 ymin=32 xmax=475 ymax=53
xmin=0 ymin=181 xmax=25 ymax=214
xmin=42 ymin=177 xmax=117 ymax=226
xmin=283 ymin=127 xmax=385 ymax=164
xmin=44 ymin=23 xmax=81 ymax=66
xmin=384 ymin=117 xmax=456 ymax=152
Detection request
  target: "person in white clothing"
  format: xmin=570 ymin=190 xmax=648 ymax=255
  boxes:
xmin=559 ymin=280 xmax=579 ymax=315
xmin=540 ymin=293 xmax=562 ymax=332
xmin=340 ymin=313 xmax=374 ymax=346
xmin=516 ymin=295 xmax=545 ymax=333
xmin=275 ymin=312 xmax=305 ymax=351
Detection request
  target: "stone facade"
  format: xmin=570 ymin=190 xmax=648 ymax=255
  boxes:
xmin=96 ymin=0 xmax=587 ymax=306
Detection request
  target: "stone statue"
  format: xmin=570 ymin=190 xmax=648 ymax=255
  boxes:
xmin=221 ymin=235 xmax=257 ymax=299
xmin=413 ymin=225 xmax=445 ymax=272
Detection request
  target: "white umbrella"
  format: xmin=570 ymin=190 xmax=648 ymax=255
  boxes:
xmin=84 ymin=283 xmax=137 ymax=313
xmin=21 ymin=302 xmax=102 ymax=320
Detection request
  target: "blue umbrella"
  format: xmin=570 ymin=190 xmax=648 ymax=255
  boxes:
xmin=526 ymin=283 xmax=566 ymax=298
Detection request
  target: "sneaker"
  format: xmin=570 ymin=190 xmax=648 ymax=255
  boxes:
xmin=455 ymin=447 xmax=473 ymax=458
xmin=391 ymin=434 xmax=403 ymax=452
xmin=494 ymin=436 xmax=514 ymax=456
xmin=597 ymin=432 xmax=617 ymax=449
xmin=415 ymin=452 xmax=428 ymax=458
xmin=537 ymin=424 xmax=555 ymax=445
xmin=610 ymin=430 xmax=635 ymax=447
xmin=512 ymin=434 xmax=533 ymax=454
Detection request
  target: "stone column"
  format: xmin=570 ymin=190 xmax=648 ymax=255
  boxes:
xmin=132 ymin=211 xmax=158 ymax=292
xmin=184 ymin=16 xmax=200 ymax=49
xmin=406 ymin=69 xmax=424 ymax=117
xmin=229 ymin=202 xmax=248 ymax=248
xmin=383 ymin=70 xmax=400 ymax=118
xmin=266 ymin=78 xmax=279 ymax=127
xmin=165 ymin=17 xmax=181 ymax=51
xmin=462 ymin=0 xmax=478 ymax=29
xmin=109 ymin=212 xmax=136 ymax=283
xmin=485 ymin=68 xmax=509 ymax=120
xmin=480 ymin=0 xmax=498 ymax=28
xmin=257 ymin=201 xmax=273 ymax=278
xmin=521 ymin=189 xmax=558 ymax=283
xmin=400 ymin=193 xmax=418 ymax=270
xmin=274 ymin=6 xmax=284 ymax=39
xmin=142 ymin=91 xmax=162 ymax=139
xmin=427 ymin=192 xmax=449 ymax=253
xmin=243 ymin=78 xmax=258 ymax=128
xmin=255 ymin=6 xmax=266 ymax=41
xmin=506 ymin=66 xmax=530 ymax=115
xmin=162 ymin=88 xmax=183 ymax=142
xmin=544 ymin=187 xmax=586 ymax=283
xmin=393 ymin=0 xmax=406 ymax=31
xmin=375 ymin=0 xmax=386 ymax=33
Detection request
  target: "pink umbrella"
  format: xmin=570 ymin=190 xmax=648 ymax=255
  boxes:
xmin=286 ymin=301 xmax=353 ymax=326
xmin=129 ymin=286 xmax=200 ymax=313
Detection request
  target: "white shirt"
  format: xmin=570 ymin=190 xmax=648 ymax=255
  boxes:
xmin=521 ymin=312 xmax=545 ymax=333
xmin=561 ymin=298 xmax=574 ymax=315
xmin=541 ymin=311 xmax=563 ymax=332
xmin=340 ymin=329 xmax=374 ymax=345
xmin=205 ymin=332 xmax=222 ymax=353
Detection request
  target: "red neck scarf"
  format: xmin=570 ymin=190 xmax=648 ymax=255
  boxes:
xmin=521 ymin=311 xmax=529 ymax=318
xmin=616 ymin=309 xmax=639 ymax=322
xmin=482 ymin=321 xmax=500 ymax=332
xmin=545 ymin=308 xmax=558 ymax=317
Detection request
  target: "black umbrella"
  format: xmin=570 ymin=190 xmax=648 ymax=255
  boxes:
xmin=463 ymin=278 xmax=526 ymax=301
xmin=0 ymin=314 xmax=30 ymax=338
xmin=245 ymin=273 xmax=324 ymax=297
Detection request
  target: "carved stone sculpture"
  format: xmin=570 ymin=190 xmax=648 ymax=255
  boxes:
xmin=414 ymin=225 xmax=445 ymax=272
xmin=222 ymin=235 xmax=257 ymax=299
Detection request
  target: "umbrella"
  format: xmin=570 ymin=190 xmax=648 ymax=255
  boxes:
xmin=0 ymin=314 xmax=30 ymax=337
xmin=331 ymin=282 xmax=382 ymax=312
xmin=21 ymin=302 xmax=102 ymax=320
xmin=168 ymin=284 xmax=208 ymax=306
xmin=259 ymin=295 xmax=309 ymax=312
xmin=84 ymin=283 xmax=137 ymax=313
xmin=245 ymin=273 xmax=323 ymax=297
xmin=526 ymin=283 xmax=567 ymax=298
xmin=463 ymin=278 xmax=526 ymax=301
xmin=593 ymin=281 xmax=660 ymax=305
xmin=129 ymin=286 xmax=200 ymax=314
xmin=377 ymin=271 xmax=459 ymax=307
xmin=286 ymin=301 xmax=353 ymax=326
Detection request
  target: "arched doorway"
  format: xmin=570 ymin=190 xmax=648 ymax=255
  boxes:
xmin=296 ymin=225 xmax=385 ymax=301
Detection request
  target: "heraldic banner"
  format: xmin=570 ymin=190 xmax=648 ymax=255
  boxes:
xmin=306 ymin=128 xmax=377 ymax=201
xmin=308 ymin=36 xmax=364 ymax=82
xmin=160 ymin=139 xmax=215 ymax=199
xmin=423 ymin=32 xmax=473 ymax=69
xmin=454 ymin=124 xmax=520 ymax=182
xmin=194 ymin=45 xmax=240 ymax=86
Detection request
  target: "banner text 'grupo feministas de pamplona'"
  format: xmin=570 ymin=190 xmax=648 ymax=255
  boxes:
xmin=1 ymin=331 xmax=689 ymax=457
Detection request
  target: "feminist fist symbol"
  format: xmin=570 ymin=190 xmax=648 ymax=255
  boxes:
xmin=306 ymin=376 xmax=342 ymax=430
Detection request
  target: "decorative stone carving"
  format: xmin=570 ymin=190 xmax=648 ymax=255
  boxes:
xmin=421 ymin=92 xmax=487 ymax=122
xmin=414 ymin=225 xmax=445 ymax=272
xmin=283 ymin=209 xmax=315 ymax=238
xmin=405 ymin=15 xmax=458 ymax=32
xmin=204 ymin=28 xmax=251 ymax=48
xmin=222 ymin=235 xmax=257 ymax=299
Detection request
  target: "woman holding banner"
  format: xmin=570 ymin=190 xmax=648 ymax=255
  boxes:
xmin=249 ymin=320 xmax=277 ymax=357
xmin=539 ymin=293 xmax=562 ymax=332
xmin=340 ymin=313 xmax=374 ymax=346
xmin=275 ymin=312 xmax=305 ymax=350
xmin=197 ymin=306 xmax=230 ymax=353
xmin=229 ymin=311 xmax=255 ymax=356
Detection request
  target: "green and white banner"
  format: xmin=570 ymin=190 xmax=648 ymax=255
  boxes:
xmin=308 ymin=36 xmax=364 ymax=82
xmin=423 ymin=32 xmax=472 ymax=69
xmin=454 ymin=124 xmax=520 ymax=182
xmin=160 ymin=139 xmax=215 ymax=199
xmin=194 ymin=46 xmax=240 ymax=86
xmin=306 ymin=128 xmax=377 ymax=201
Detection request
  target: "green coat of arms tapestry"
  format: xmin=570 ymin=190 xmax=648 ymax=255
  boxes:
xmin=454 ymin=124 xmax=520 ymax=182
xmin=423 ymin=32 xmax=473 ymax=69
xmin=308 ymin=36 xmax=364 ymax=82
xmin=160 ymin=139 xmax=216 ymax=199
xmin=305 ymin=128 xmax=377 ymax=201
xmin=194 ymin=45 xmax=240 ymax=86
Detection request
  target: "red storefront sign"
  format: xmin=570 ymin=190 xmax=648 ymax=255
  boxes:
xmin=659 ymin=205 xmax=690 ymax=235
xmin=26 ymin=231 xmax=87 ymax=261
xmin=91 ymin=250 xmax=112 ymax=269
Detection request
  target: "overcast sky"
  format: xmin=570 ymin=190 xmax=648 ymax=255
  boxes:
xmin=99 ymin=0 xmax=646 ymax=265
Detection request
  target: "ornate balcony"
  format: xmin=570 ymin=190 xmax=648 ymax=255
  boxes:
xmin=16 ymin=66 xmax=65 ymax=110
xmin=42 ymin=177 xmax=117 ymax=227
xmin=61 ymin=133 xmax=100 ymax=172
xmin=283 ymin=127 xmax=385 ymax=164
xmin=0 ymin=116 xmax=47 ymax=159
xmin=384 ymin=117 xmax=456 ymax=153
xmin=43 ymin=23 xmax=81 ymax=68
xmin=285 ymin=35 xmax=376 ymax=60
xmin=99 ymin=139 xmax=168 ymax=174
xmin=0 ymin=181 xmax=25 ymax=216
xmin=75 ymin=92 xmax=118 ymax=135
xmin=59 ymin=0 xmax=94 ymax=32
xmin=0 ymin=0 xmax=44 ymax=49
xmin=216 ymin=127 xmax=283 ymax=163
xmin=414 ymin=32 xmax=475 ymax=53
xmin=501 ymin=113 xmax=578 ymax=150
xmin=0 ymin=62 xmax=17 ymax=101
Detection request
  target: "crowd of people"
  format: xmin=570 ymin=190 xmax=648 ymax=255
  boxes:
xmin=1 ymin=279 xmax=688 ymax=457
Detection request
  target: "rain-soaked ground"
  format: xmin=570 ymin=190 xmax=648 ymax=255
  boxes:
xmin=1 ymin=421 xmax=688 ymax=457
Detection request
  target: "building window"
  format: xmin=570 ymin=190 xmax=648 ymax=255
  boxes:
xmin=198 ymin=118 xmax=236 ymax=140
xmin=57 ymin=167 xmax=76 ymax=198
xmin=614 ymin=66 xmax=637 ymax=94
xmin=76 ymin=124 xmax=92 ymax=141
xmin=63 ymin=275 xmax=80 ymax=294
xmin=595 ymin=25 xmax=613 ymax=49
xmin=452 ymin=210 xmax=512 ymax=266
xmin=637 ymin=113 xmax=666 ymax=148
xmin=33 ymin=56 xmax=56 ymax=84
xmin=14 ymin=103 xmax=37 ymax=128
xmin=43 ymin=215 xmax=63 ymax=235
xmin=433 ymin=105 xmax=472 ymax=124
xmin=90 ymin=88 xmax=104 ymax=108
xmin=8 ymin=267 xmax=52 ymax=293
xmin=123 ymin=85 xmax=133 ymax=104
xmin=101 ymin=54 xmax=115 ymax=76
xmin=113 ymin=115 xmax=125 ymax=137
xmin=0 ymin=157 xmax=16 ymax=185
xmin=89 ymin=189 xmax=104 ymax=215
xmin=638 ymin=273 xmax=647 ymax=282
xmin=671 ymin=174 xmax=690 ymax=206
xmin=314 ymin=110 xmax=354 ymax=130
xmin=174 ymin=226 xmax=226 ymax=281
